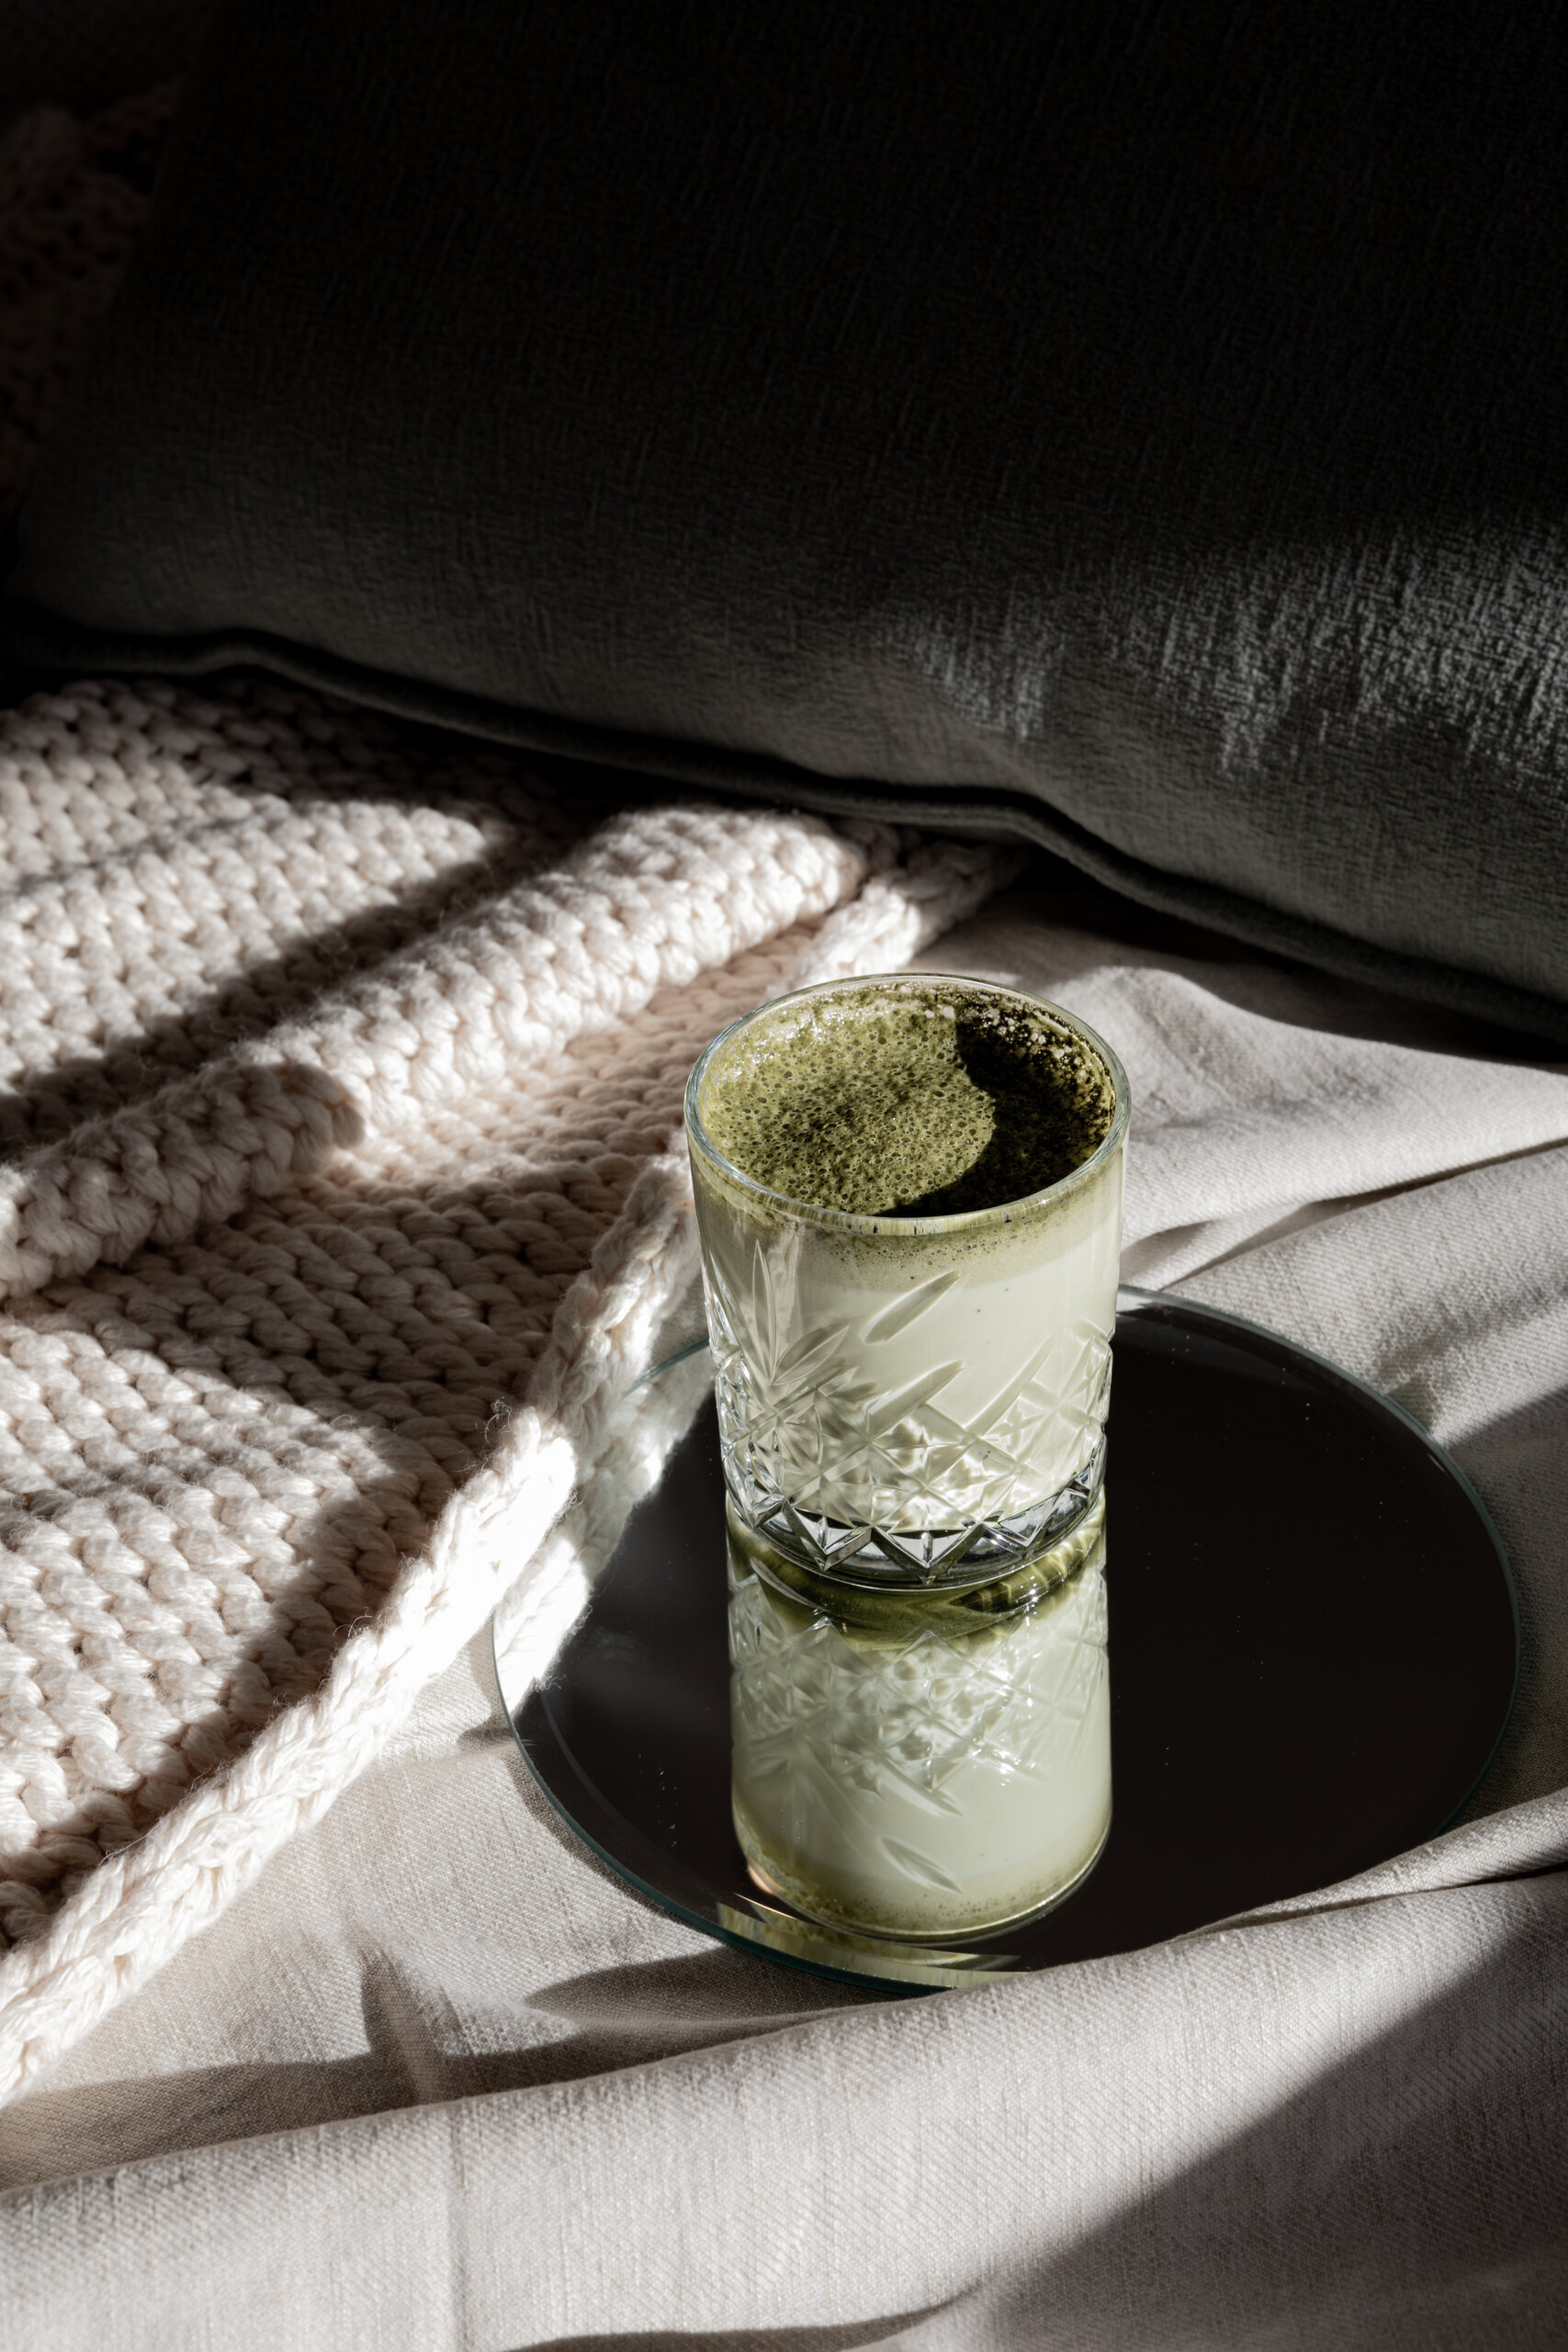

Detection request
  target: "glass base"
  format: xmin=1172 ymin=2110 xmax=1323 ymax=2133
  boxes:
xmin=727 ymin=1430 xmax=1107 ymax=1587
xmin=737 ymin=1809 xmax=1113 ymax=1946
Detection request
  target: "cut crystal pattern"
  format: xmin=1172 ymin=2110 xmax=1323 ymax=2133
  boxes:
xmin=705 ymin=1239 xmax=1111 ymax=1577
xmin=729 ymin=1559 xmax=1109 ymax=1805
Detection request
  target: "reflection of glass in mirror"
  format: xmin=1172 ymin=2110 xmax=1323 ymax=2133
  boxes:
xmin=729 ymin=1497 xmax=1110 ymax=1940
xmin=684 ymin=973 xmax=1129 ymax=1939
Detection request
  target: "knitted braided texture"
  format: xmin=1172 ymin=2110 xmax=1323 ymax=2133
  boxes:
xmin=0 ymin=674 xmax=1013 ymax=2098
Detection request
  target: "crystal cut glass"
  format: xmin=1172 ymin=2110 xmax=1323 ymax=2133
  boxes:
xmin=687 ymin=975 xmax=1127 ymax=1586
xmin=685 ymin=972 xmax=1128 ymax=1935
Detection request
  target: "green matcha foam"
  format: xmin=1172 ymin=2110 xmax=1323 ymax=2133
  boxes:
xmin=698 ymin=978 xmax=1115 ymax=1216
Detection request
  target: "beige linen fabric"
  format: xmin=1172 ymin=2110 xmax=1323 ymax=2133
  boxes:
xmin=2 ymin=876 xmax=1566 ymax=2347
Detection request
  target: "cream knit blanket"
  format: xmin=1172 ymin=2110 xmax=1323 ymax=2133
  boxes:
xmin=0 ymin=80 xmax=1013 ymax=2097
xmin=0 ymin=672 xmax=1008 ymax=2098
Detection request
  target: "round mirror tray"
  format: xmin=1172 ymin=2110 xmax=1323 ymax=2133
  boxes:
xmin=494 ymin=1288 xmax=1517 ymax=1995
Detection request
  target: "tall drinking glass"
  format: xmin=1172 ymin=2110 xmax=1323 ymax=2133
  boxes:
xmin=684 ymin=974 xmax=1128 ymax=1939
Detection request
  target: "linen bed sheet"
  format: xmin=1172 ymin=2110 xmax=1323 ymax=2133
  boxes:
xmin=3 ymin=869 xmax=1566 ymax=2352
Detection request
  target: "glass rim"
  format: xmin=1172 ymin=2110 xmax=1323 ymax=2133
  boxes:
xmin=683 ymin=970 xmax=1131 ymax=1236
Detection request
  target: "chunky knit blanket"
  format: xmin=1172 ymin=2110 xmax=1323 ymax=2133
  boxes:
xmin=0 ymin=85 xmax=1012 ymax=2098
xmin=0 ymin=673 xmax=1008 ymax=2098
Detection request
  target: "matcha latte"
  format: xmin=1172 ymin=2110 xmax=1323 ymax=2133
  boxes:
xmin=686 ymin=974 xmax=1126 ymax=1568
xmin=685 ymin=973 xmax=1128 ymax=1941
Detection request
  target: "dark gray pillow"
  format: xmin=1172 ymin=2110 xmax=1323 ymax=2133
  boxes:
xmin=6 ymin=1 xmax=1567 ymax=1037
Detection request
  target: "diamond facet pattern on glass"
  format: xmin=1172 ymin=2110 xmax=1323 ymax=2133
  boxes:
xmin=705 ymin=1236 xmax=1112 ymax=1575
xmin=730 ymin=1563 xmax=1109 ymax=1804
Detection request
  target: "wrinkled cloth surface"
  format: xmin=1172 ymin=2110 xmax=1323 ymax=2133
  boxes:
xmin=3 ymin=869 xmax=1565 ymax=2351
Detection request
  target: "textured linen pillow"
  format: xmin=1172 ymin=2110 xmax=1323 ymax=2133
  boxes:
xmin=5 ymin=0 xmax=1567 ymax=1035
